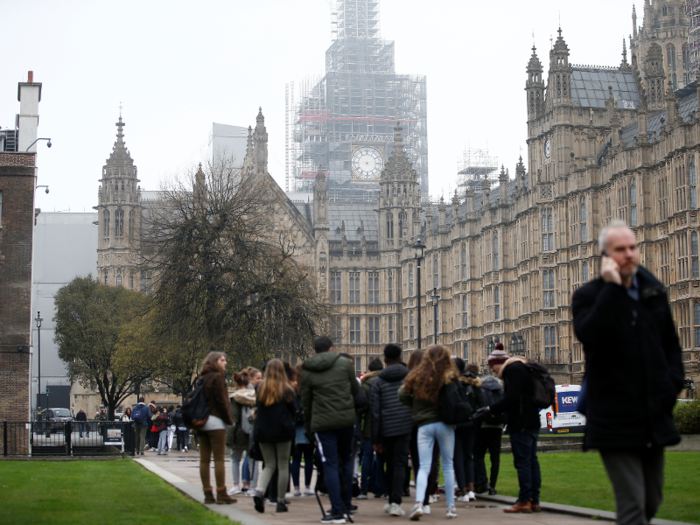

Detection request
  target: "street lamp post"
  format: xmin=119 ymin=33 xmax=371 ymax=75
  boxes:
xmin=412 ymin=237 xmax=426 ymax=350
xmin=510 ymin=331 xmax=526 ymax=356
xmin=430 ymin=287 xmax=440 ymax=345
xmin=35 ymin=311 xmax=43 ymax=413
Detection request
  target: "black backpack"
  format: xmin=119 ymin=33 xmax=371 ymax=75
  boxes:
xmin=181 ymin=373 xmax=216 ymax=429
xmin=524 ymin=362 xmax=556 ymax=410
xmin=438 ymin=379 xmax=474 ymax=425
xmin=477 ymin=378 xmax=507 ymax=425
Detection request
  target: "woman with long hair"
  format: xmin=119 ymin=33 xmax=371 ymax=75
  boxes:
xmin=226 ymin=369 xmax=256 ymax=495
xmin=197 ymin=351 xmax=236 ymax=505
xmin=399 ymin=345 xmax=459 ymax=520
xmin=120 ymin=407 xmax=132 ymax=421
xmin=252 ymin=359 xmax=297 ymax=514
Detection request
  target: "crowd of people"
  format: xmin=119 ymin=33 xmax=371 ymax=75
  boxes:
xmin=189 ymin=337 xmax=538 ymax=523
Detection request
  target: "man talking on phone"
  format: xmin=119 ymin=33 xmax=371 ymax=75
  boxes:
xmin=572 ymin=220 xmax=684 ymax=525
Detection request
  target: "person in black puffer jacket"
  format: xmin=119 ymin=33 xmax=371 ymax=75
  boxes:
xmin=453 ymin=360 xmax=482 ymax=503
xmin=252 ymin=359 xmax=297 ymax=514
xmin=369 ymin=344 xmax=413 ymax=516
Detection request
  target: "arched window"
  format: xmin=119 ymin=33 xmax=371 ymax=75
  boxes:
xmin=582 ymin=261 xmax=589 ymax=282
xmin=116 ymin=274 xmax=122 ymax=286
xmin=544 ymin=326 xmax=557 ymax=362
xmin=693 ymin=232 xmax=699 ymax=278
xmin=462 ymin=295 xmax=468 ymax=327
xmin=542 ymin=208 xmax=553 ymax=251
xmin=461 ymin=244 xmax=467 ymax=280
xmin=103 ymin=210 xmax=110 ymax=237
xmin=433 ymin=256 xmax=439 ymax=288
xmin=493 ymin=233 xmax=499 ymax=270
xmin=386 ymin=212 xmax=394 ymax=239
xmin=543 ymin=270 xmax=555 ymax=307
xmin=663 ymin=5 xmax=668 ymax=16
xmin=409 ymin=310 xmax=415 ymax=339
xmin=115 ymin=209 xmax=124 ymax=237
xmin=388 ymin=275 xmax=393 ymax=303
xmin=494 ymin=286 xmax=500 ymax=320
xmin=580 ymin=197 xmax=587 ymax=242
xmin=683 ymin=44 xmax=689 ymax=70
xmin=409 ymin=265 xmax=414 ymax=296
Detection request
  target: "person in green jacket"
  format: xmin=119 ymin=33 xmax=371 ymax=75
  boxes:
xmin=301 ymin=336 xmax=359 ymax=525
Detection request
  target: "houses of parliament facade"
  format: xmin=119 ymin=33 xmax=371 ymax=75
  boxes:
xmin=96 ymin=2 xmax=699 ymax=387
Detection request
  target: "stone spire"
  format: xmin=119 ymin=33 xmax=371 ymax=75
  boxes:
xmin=253 ymin=107 xmax=268 ymax=174
xmin=526 ymin=45 xmax=545 ymax=120
xmin=621 ymin=38 xmax=630 ymax=69
xmin=313 ymin=164 xmax=328 ymax=231
xmin=381 ymin=122 xmax=417 ymax=182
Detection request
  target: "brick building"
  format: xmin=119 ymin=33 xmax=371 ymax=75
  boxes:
xmin=0 ymin=73 xmax=43 ymax=429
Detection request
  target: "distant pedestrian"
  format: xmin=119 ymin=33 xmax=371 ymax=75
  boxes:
xmin=121 ymin=407 xmax=132 ymax=422
xmin=155 ymin=407 xmax=169 ymax=455
xmin=399 ymin=345 xmax=459 ymax=520
xmin=226 ymin=370 xmax=256 ymax=495
xmin=454 ymin=360 xmax=481 ymax=503
xmin=76 ymin=408 xmax=88 ymax=438
xmin=175 ymin=406 xmax=189 ymax=452
xmin=572 ymin=221 xmax=684 ymax=525
xmin=166 ymin=404 xmax=176 ymax=451
xmin=196 ymin=351 xmax=236 ymax=505
xmin=132 ymin=398 xmax=152 ymax=455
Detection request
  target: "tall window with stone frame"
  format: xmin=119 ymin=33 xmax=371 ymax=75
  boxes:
xmin=463 ymin=342 xmax=468 ymax=361
xmin=493 ymin=233 xmax=499 ymax=270
xmin=350 ymin=272 xmax=360 ymax=304
xmin=462 ymin=295 xmax=468 ymax=327
xmin=330 ymin=272 xmax=341 ymax=304
xmin=350 ymin=317 xmax=361 ymax=343
xmin=494 ymin=286 xmax=500 ymax=321
xmin=678 ymin=233 xmax=689 ymax=280
xmin=116 ymin=274 xmax=122 ymax=286
xmin=659 ymin=176 xmax=669 ymax=221
xmin=630 ymin=178 xmax=637 ymax=227
xmin=129 ymin=210 xmax=135 ymax=236
xmin=130 ymin=274 xmax=134 ymax=290
xmin=115 ymin=209 xmax=124 ymax=237
xmin=617 ymin=183 xmax=628 ymax=222
xmin=580 ymin=197 xmax=587 ymax=242
xmin=659 ymin=241 xmax=670 ymax=286
xmin=433 ymin=255 xmax=439 ymax=288
xmin=104 ymin=271 xmax=108 ymax=285
xmin=690 ymin=156 xmax=697 ymax=208
xmin=409 ymin=310 xmax=415 ymax=339
xmin=667 ymin=44 xmax=677 ymax=89
xmin=368 ymin=272 xmax=379 ymax=303
xmin=461 ymin=244 xmax=467 ymax=280
xmin=368 ymin=316 xmax=380 ymax=343
xmin=103 ymin=210 xmax=110 ymax=237
xmin=388 ymin=273 xmax=393 ymax=303
xmin=0 ymin=191 xmax=3 ymax=227
xmin=695 ymin=302 xmax=700 ymax=347
xmin=693 ymin=232 xmax=699 ymax=278
xmin=331 ymin=317 xmax=342 ymax=343
xmin=582 ymin=261 xmax=589 ymax=282
xmin=543 ymin=269 xmax=555 ymax=308
xmin=678 ymin=302 xmax=690 ymax=349
xmin=408 ymin=265 xmax=414 ymax=296
xmin=541 ymin=208 xmax=553 ymax=251
xmin=544 ymin=326 xmax=557 ymax=363
xmin=388 ymin=316 xmax=394 ymax=343
xmin=675 ymin=164 xmax=687 ymax=212
xmin=386 ymin=212 xmax=394 ymax=239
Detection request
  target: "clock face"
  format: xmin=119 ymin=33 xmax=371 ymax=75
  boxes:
xmin=544 ymin=138 xmax=551 ymax=159
xmin=352 ymin=147 xmax=384 ymax=180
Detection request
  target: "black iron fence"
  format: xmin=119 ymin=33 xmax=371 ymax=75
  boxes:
xmin=2 ymin=421 xmax=137 ymax=457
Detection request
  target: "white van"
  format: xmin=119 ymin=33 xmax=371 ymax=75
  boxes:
xmin=539 ymin=384 xmax=586 ymax=434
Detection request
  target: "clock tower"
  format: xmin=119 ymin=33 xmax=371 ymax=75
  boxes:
xmin=351 ymin=145 xmax=385 ymax=182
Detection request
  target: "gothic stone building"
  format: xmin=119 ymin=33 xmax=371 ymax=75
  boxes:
xmin=95 ymin=30 xmax=699 ymax=389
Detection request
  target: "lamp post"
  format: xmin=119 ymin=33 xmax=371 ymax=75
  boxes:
xmin=430 ymin=287 xmax=440 ymax=345
xmin=510 ymin=331 xmax=526 ymax=356
xmin=412 ymin=237 xmax=426 ymax=350
xmin=35 ymin=311 xmax=43 ymax=413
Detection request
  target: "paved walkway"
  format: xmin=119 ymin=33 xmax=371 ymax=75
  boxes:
xmin=133 ymin=449 xmax=691 ymax=525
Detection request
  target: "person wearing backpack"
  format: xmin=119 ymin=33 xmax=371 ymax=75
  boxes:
xmin=166 ymin=404 xmax=176 ymax=451
xmin=359 ymin=357 xmax=384 ymax=500
xmin=453 ymin=360 xmax=481 ymax=503
xmin=398 ymin=345 xmax=459 ymax=521
xmin=132 ymin=398 xmax=152 ymax=456
xmin=226 ymin=370 xmax=256 ymax=495
xmin=196 ymin=351 xmax=236 ymax=505
xmin=474 ymin=372 xmax=506 ymax=495
xmin=473 ymin=344 xmax=541 ymax=514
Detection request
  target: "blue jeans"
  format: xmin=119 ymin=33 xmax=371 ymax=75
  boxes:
xmin=316 ymin=427 xmax=354 ymax=516
xmin=78 ymin=422 xmax=88 ymax=436
xmin=415 ymin=422 xmax=455 ymax=508
xmin=509 ymin=428 xmax=541 ymax=503
xmin=360 ymin=438 xmax=386 ymax=494
xmin=157 ymin=430 xmax=167 ymax=454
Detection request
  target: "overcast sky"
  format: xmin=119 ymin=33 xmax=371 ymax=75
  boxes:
xmin=2 ymin=1 xmax=637 ymax=212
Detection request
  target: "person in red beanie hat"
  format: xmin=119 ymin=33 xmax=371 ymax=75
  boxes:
xmin=473 ymin=341 xmax=542 ymax=513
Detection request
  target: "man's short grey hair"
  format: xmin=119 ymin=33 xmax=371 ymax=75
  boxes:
xmin=598 ymin=220 xmax=631 ymax=253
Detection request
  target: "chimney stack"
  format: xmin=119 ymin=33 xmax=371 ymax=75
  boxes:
xmin=17 ymin=72 xmax=42 ymax=153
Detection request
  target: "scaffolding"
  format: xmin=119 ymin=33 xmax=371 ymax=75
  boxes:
xmin=288 ymin=0 xmax=428 ymax=197
xmin=457 ymin=147 xmax=499 ymax=187
xmin=687 ymin=1 xmax=700 ymax=83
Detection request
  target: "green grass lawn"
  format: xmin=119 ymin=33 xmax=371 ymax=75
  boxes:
xmin=490 ymin=451 xmax=700 ymax=524
xmin=0 ymin=460 xmax=233 ymax=525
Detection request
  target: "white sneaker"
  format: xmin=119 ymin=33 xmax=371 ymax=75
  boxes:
xmin=409 ymin=503 xmax=423 ymax=521
xmin=304 ymin=487 xmax=315 ymax=496
xmin=390 ymin=503 xmax=405 ymax=516
xmin=228 ymin=485 xmax=241 ymax=495
xmin=384 ymin=503 xmax=392 ymax=514
xmin=467 ymin=491 xmax=476 ymax=501
xmin=446 ymin=507 xmax=458 ymax=519
xmin=456 ymin=495 xmax=470 ymax=502
xmin=428 ymin=494 xmax=439 ymax=503
xmin=293 ymin=489 xmax=302 ymax=497
xmin=422 ymin=505 xmax=431 ymax=515
xmin=246 ymin=489 xmax=257 ymax=497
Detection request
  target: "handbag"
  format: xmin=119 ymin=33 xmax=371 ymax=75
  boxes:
xmin=248 ymin=431 xmax=263 ymax=461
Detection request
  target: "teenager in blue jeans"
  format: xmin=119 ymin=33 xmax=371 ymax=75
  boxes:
xmin=399 ymin=345 xmax=459 ymax=520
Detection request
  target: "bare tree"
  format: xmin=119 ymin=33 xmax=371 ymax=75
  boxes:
xmin=140 ymin=157 xmax=328 ymax=378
